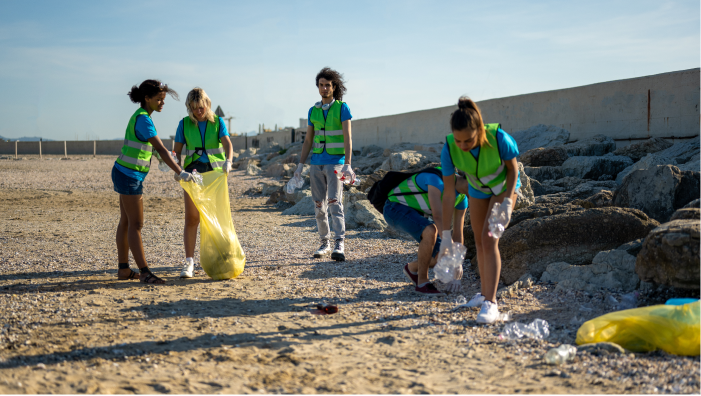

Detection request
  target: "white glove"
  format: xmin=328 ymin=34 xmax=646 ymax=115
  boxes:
xmin=223 ymin=159 xmax=232 ymax=174
xmin=341 ymin=164 xmax=356 ymax=184
xmin=445 ymin=280 xmax=462 ymax=293
xmin=500 ymin=197 xmax=514 ymax=227
xmin=294 ymin=163 xmax=304 ymax=179
xmin=438 ymin=230 xmax=453 ymax=257
xmin=179 ymin=171 xmax=194 ymax=182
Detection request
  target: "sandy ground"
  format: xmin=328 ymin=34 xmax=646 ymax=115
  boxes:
xmin=0 ymin=155 xmax=698 ymax=394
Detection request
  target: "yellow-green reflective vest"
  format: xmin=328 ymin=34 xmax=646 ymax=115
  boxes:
xmin=446 ymin=123 xmax=507 ymax=196
xmin=116 ymin=108 xmax=154 ymax=172
xmin=387 ymin=169 xmax=466 ymax=215
xmin=182 ymin=117 xmax=226 ymax=171
xmin=310 ymin=100 xmax=345 ymax=155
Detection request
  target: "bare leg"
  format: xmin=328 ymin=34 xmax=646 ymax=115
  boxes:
xmin=116 ymin=195 xmax=133 ymax=279
xmin=183 ymin=192 xmax=200 ymax=258
xmin=416 ymin=224 xmax=438 ymax=285
xmin=469 ymin=196 xmax=491 ymax=297
xmin=120 ymin=194 xmax=165 ymax=284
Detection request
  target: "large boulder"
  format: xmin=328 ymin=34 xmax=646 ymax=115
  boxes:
xmin=615 ymin=153 xmax=677 ymax=184
xmin=260 ymin=181 xmax=283 ymax=196
xmin=564 ymin=134 xmax=616 ymax=157
xmin=523 ymin=165 xmax=564 ymax=182
xmin=511 ymin=124 xmax=570 ymax=153
xmin=388 ymin=150 xmax=438 ymax=171
xmin=560 ymin=155 xmax=633 ymax=180
xmin=613 ymin=165 xmax=701 ymax=223
xmin=613 ymin=137 xmax=673 ymax=162
xmin=496 ymin=206 xmax=659 ymax=284
xmin=346 ymin=200 xmax=387 ymax=230
xmin=515 ymin=162 xmax=534 ymax=210
xmin=360 ymin=145 xmax=385 ymax=158
xmin=520 ymin=146 xmax=569 ymax=167
xmin=358 ymin=169 xmax=387 ymax=193
xmin=245 ymin=161 xmax=262 ymax=176
xmin=670 ymin=207 xmax=700 ymax=221
xmin=534 ymin=180 xmax=617 ymax=205
xmin=540 ymin=249 xmax=639 ymax=292
xmin=636 ymin=219 xmax=700 ymax=289
xmin=281 ymin=195 xmax=315 ymax=216
xmin=535 ymin=176 xmax=589 ymax=196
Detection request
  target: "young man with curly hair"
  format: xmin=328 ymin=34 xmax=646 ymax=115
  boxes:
xmin=295 ymin=67 xmax=354 ymax=261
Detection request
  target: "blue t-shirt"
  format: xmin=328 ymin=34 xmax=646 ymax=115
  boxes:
xmin=307 ymin=103 xmax=352 ymax=165
xmin=114 ymin=114 xmax=158 ymax=181
xmin=440 ymin=129 xmax=521 ymax=199
xmin=175 ymin=117 xmax=229 ymax=163
xmin=414 ymin=172 xmax=468 ymax=210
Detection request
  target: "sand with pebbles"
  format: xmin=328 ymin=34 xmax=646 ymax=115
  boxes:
xmin=0 ymin=155 xmax=698 ymax=394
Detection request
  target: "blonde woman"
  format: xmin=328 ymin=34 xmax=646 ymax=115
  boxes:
xmin=173 ymin=88 xmax=233 ymax=278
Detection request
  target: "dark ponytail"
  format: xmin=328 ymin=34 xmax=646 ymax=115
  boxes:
xmin=450 ymin=96 xmax=490 ymax=147
xmin=127 ymin=79 xmax=179 ymax=108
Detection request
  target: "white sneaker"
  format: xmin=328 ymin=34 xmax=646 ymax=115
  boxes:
xmin=180 ymin=258 xmax=194 ymax=278
xmin=313 ymin=240 xmax=332 ymax=258
xmin=466 ymin=293 xmax=486 ymax=309
xmin=476 ymin=300 xmax=499 ymax=324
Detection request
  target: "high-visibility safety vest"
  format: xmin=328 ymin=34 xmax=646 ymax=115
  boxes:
xmin=387 ymin=169 xmax=467 ymax=215
xmin=182 ymin=117 xmax=227 ymax=171
xmin=446 ymin=123 xmax=507 ymax=196
xmin=310 ymin=100 xmax=345 ymax=155
xmin=116 ymin=108 xmax=154 ymax=172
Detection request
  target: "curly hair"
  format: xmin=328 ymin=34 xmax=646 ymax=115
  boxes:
xmin=315 ymin=67 xmax=347 ymax=101
xmin=127 ymin=79 xmax=179 ymax=108
xmin=185 ymin=88 xmax=217 ymax=124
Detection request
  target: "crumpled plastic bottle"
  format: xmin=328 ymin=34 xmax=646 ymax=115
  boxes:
xmin=487 ymin=202 xmax=508 ymax=238
xmin=544 ymin=344 xmax=577 ymax=365
xmin=285 ymin=175 xmax=305 ymax=194
xmin=500 ymin=319 xmax=550 ymax=340
xmin=433 ymin=242 xmax=466 ymax=284
xmin=191 ymin=169 xmax=204 ymax=186
xmin=158 ymin=151 xmax=177 ymax=172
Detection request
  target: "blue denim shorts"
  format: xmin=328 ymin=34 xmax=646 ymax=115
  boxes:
xmin=112 ymin=165 xmax=143 ymax=195
xmin=383 ymin=200 xmax=441 ymax=257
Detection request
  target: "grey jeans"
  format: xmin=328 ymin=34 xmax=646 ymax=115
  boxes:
xmin=310 ymin=164 xmax=345 ymax=241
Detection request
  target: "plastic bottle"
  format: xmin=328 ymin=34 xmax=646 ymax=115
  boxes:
xmin=487 ymin=202 xmax=508 ymax=238
xmin=285 ymin=175 xmax=305 ymax=194
xmin=158 ymin=151 xmax=177 ymax=172
xmin=500 ymin=319 xmax=550 ymax=340
xmin=433 ymin=242 xmax=466 ymax=284
xmin=191 ymin=169 xmax=204 ymax=186
xmin=333 ymin=170 xmax=361 ymax=186
xmin=544 ymin=344 xmax=577 ymax=365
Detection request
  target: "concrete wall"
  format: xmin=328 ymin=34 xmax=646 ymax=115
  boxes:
xmin=0 ymin=139 xmax=176 ymax=156
xmin=351 ymin=68 xmax=700 ymax=148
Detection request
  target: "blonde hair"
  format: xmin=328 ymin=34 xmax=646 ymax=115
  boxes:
xmin=185 ymin=87 xmax=216 ymax=124
xmin=450 ymin=96 xmax=491 ymax=148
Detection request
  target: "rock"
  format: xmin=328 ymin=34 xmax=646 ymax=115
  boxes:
xmin=266 ymin=152 xmax=280 ymax=161
xmin=636 ymin=219 xmax=700 ymax=289
xmin=655 ymin=139 xmax=700 ymax=166
xmin=670 ymin=207 xmax=700 ymax=221
xmin=389 ymin=150 xmax=425 ymax=171
xmin=239 ymin=148 xmax=258 ymax=159
xmin=613 ymin=137 xmax=673 ymax=162
xmin=530 ymin=179 xmax=546 ymax=196
xmin=515 ymin=162 xmax=534 ymax=210
xmin=564 ymin=134 xmax=616 ymax=157
xmin=245 ymin=161 xmax=261 ymax=176
xmin=286 ymin=189 xmax=311 ymax=205
xmin=677 ymin=157 xmax=700 ymax=172
xmin=571 ymin=190 xmax=613 ymax=209
xmin=282 ymin=154 xmax=299 ymax=164
xmin=511 ymin=124 xmax=570 ymax=153
xmin=281 ymin=196 xmax=315 ymax=216
xmin=346 ymin=200 xmax=387 ymax=230
xmin=379 ymin=159 xmax=391 ymax=172
xmin=578 ymin=342 xmax=627 ymax=355
xmin=359 ymin=169 xmax=387 ymax=193
xmin=534 ymin=180 xmax=617 ymax=206
xmin=539 ymin=250 xmax=639 ymax=292
xmin=383 ymin=148 xmax=392 ymax=157
xmin=615 ymin=153 xmax=677 ymax=185
xmin=683 ymin=199 xmax=700 ymax=208
xmin=520 ymin=146 xmax=569 ymax=167
xmin=616 ymin=238 xmax=643 ymax=257
xmin=497 ymin=206 xmax=659 ymax=284
xmin=560 ymin=155 xmax=633 ymax=180
xmin=260 ymin=181 xmax=283 ymax=196
xmin=243 ymin=185 xmax=262 ymax=196
xmin=265 ymin=190 xmax=286 ymax=205
xmin=523 ymin=166 xmax=564 ymax=182
xmin=360 ymin=145 xmax=384 ymax=158
xmin=266 ymin=163 xmax=284 ymax=178
xmin=613 ymin=165 xmax=701 ymax=223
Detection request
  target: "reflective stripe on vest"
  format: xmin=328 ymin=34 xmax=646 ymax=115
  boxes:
xmin=182 ymin=117 xmax=226 ymax=171
xmin=115 ymin=108 xmax=154 ymax=172
xmin=446 ymin=123 xmax=507 ymax=196
xmin=310 ymin=100 xmax=345 ymax=155
xmin=387 ymin=170 xmax=466 ymax=215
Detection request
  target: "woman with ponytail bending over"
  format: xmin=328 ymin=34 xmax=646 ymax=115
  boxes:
xmin=112 ymin=79 xmax=190 ymax=284
xmin=438 ymin=97 xmax=521 ymax=324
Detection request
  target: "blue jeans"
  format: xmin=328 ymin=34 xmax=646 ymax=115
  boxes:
xmin=383 ymin=200 xmax=441 ymax=257
xmin=112 ymin=164 xmax=143 ymax=195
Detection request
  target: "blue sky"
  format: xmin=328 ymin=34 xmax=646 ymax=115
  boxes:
xmin=0 ymin=0 xmax=698 ymax=140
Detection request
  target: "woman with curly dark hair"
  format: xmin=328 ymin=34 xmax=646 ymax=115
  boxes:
xmin=295 ymin=67 xmax=354 ymax=261
xmin=112 ymin=79 xmax=191 ymax=284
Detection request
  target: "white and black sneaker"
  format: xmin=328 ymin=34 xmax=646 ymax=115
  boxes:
xmin=331 ymin=239 xmax=345 ymax=261
xmin=313 ymin=239 xmax=332 ymax=258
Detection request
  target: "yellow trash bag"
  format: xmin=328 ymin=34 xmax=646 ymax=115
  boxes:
xmin=180 ymin=171 xmax=245 ymax=280
xmin=576 ymin=301 xmax=700 ymax=356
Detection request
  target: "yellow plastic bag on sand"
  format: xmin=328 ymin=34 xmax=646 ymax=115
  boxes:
xmin=576 ymin=301 xmax=700 ymax=356
xmin=180 ymin=171 xmax=245 ymax=280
